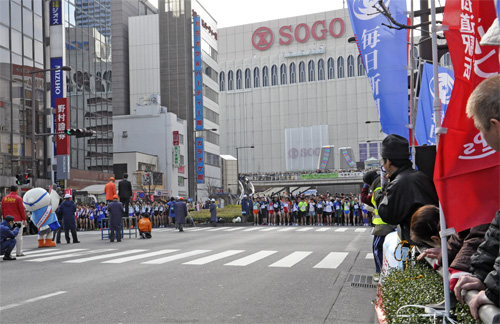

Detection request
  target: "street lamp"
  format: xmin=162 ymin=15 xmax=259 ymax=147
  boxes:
xmin=27 ymin=65 xmax=71 ymax=187
xmin=235 ymin=145 xmax=254 ymax=195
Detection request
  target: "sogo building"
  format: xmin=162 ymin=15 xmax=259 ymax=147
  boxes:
xmin=218 ymin=8 xmax=385 ymax=173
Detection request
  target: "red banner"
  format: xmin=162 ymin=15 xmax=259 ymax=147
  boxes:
xmin=55 ymin=97 xmax=70 ymax=155
xmin=132 ymin=192 xmax=137 ymax=202
xmin=434 ymin=0 xmax=500 ymax=232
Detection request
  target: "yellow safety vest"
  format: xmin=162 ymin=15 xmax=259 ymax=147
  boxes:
xmin=371 ymin=186 xmax=387 ymax=225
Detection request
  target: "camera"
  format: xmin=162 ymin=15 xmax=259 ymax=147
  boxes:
xmin=15 ymin=223 xmax=22 ymax=228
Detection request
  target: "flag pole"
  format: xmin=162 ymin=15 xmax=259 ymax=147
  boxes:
xmin=431 ymin=0 xmax=451 ymax=317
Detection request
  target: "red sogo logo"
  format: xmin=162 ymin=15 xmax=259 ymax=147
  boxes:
xmin=252 ymin=18 xmax=345 ymax=51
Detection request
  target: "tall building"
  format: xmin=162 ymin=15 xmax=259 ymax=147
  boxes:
xmin=0 ymin=0 xmax=49 ymax=190
xmin=218 ymin=9 xmax=384 ymax=174
xmin=127 ymin=0 xmax=220 ymax=200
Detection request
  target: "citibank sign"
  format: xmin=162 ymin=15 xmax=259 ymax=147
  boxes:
xmin=252 ymin=18 xmax=345 ymax=51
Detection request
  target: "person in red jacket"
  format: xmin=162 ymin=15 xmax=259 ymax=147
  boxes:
xmin=104 ymin=177 xmax=116 ymax=202
xmin=1 ymin=185 xmax=26 ymax=257
xmin=138 ymin=214 xmax=152 ymax=239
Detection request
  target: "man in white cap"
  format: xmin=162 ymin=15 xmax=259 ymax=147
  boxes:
xmin=241 ymin=194 xmax=250 ymax=223
xmin=210 ymin=198 xmax=217 ymax=225
xmin=55 ymin=193 xmax=79 ymax=244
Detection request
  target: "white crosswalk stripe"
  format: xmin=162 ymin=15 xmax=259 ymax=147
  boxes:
xmin=365 ymin=253 xmax=374 ymax=259
xmin=206 ymin=227 xmax=226 ymax=231
xmin=64 ymin=249 xmax=146 ymax=263
xmin=141 ymin=250 xmax=211 ymax=264
xmin=277 ymin=228 xmax=294 ymax=232
xmin=102 ymin=249 xmax=179 ymax=263
xmin=225 ymin=250 xmax=278 ymax=266
xmin=355 ymin=228 xmax=366 ymax=232
xmin=26 ymin=249 xmax=115 ymax=262
xmin=259 ymin=227 xmax=277 ymax=232
xmin=242 ymin=227 xmax=260 ymax=232
xmin=187 ymin=228 xmax=210 ymax=231
xmin=269 ymin=251 xmax=312 ymax=268
xmin=313 ymin=252 xmax=349 ymax=269
xmin=297 ymin=227 xmax=313 ymax=232
xmin=183 ymin=250 xmax=245 ymax=265
xmin=315 ymin=228 xmax=330 ymax=232
xmin=22 ymin=249 xmax=87 ymax=258
xmin=222 ymin=227 xmax=244 ymax=232
xmin=23 ymin=249 xmax=61 ymax=255
xmin=335 ymin=228 xmax=348 ymax=232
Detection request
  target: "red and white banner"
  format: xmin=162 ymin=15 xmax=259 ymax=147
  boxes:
xmin=132 ymin=192 xmax=137 ymax=202
xmin=434 ymin=0 xmax=500 ymax=233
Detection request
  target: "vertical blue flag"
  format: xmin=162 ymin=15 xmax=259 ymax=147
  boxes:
xmin=415 ymin=63 xmax=454 ymax=145
xmin=347 ymin=0 xmax=409 ymax=139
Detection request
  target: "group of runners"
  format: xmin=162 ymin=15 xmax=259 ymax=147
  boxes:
xmin=250 ymin=194 xmax=371 ymax=226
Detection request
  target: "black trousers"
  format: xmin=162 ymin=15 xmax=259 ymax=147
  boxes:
xmin=64 ymin=228 xmax=78 ymax=243
xmin=55 ymin=226 xmax=63 ymax=243
xmin=120 ymin=198 xmax=130 ymax=217
xmin=110 ymin=224 xmax=122 ymax=241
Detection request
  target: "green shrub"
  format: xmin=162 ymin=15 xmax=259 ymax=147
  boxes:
xmin=189 ymin=205 xmax=249 ymax=224
xmin=379 ymin=261 xmax=479 ymax=323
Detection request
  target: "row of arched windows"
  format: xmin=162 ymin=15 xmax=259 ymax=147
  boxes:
xmin=220 ymin=55 xmax=366 ymax=91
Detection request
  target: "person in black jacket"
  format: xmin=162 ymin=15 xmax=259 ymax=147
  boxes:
xmin=453 ymin=74 xmax=500 ymax=320
xmin=56 ymin=194 xmax=80 ymax=244
xmin=0 ymin=216 xmax=21 ymax=260
xmin=374 ymin=134 xmax=439 ymax=245
xmin=118 ymin=173 xmax=132 ymax=221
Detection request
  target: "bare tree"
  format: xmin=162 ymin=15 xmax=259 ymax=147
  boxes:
xmin=201 ymin=177 xmax=220 ymax=201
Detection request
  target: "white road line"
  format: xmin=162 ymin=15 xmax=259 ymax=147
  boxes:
xmin=242 ymin=227 xmax=260 ymax=232
xmin=277 ymin=228 xmax=294 ymax=232
xmin=102 ymin=249 xmax=179 ymax=263
xmin=183 ymin=250 xmax=245 ymax=265
xmin=355 ymin=228 xmax=366 ymax=232
xmin=335 ymin=228 xmax=348 ymax=232
xmin=63 ymin=249 xmax=146 ymax=263
xmin=365 ymin=253 xmax=374 ymax=259
xmin=269 ymin=251 xmax=312 ymax=268
xmin=316 ymin=228 xmax=330 ymax=232
xmin=223 ymin=227 xmax=244 ymax=232
xmin=224 ymin=250 xmax=278 ymax=266
xmin=25 ymin=249 xmax=116 ymax=262
xmin=297 ymin=227 xmax=312 ymax=232
xmin=187 ymin=228 xmax=209 ymax=231
xmin=259 ymin=227 xmax=277 ymax=231
xmin=141 ymin=250 xmax=210 ymax=264
xmin=0 ymin=291 xmax=67 ymax=312
xmin=313 ymin=252 xmax=349 ymax=269
xmin=206 ymin=227 xmax=226 ymax=231
xmin=23 ymin=249 xmax=61 ymax=255
xmin=22 ymin=249 xmax=88 ymax=258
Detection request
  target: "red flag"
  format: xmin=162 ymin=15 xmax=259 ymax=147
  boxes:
xmin=434 ymin=0 xmax=500 ymax=233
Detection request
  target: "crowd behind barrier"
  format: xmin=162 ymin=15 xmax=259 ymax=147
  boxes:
xmin=241 ymin=169 xmax=369 ymax=181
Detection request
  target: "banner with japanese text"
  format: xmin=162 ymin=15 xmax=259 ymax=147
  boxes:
xmin=347 ymin=0 xmax=409 ymax=139
xmin=415 ymin=63 xmax=454 ymax=145
xmin=196 ymin=137 xmax=205 ymax=184
xmin=435 ymin=0 xmax=500 ymax=232
xmin=193 ymin=15 xmax=203 ymax=131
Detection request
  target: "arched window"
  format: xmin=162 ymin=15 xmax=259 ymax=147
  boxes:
xmin=357 ymin=55 xmax=365 ymax=76
xmin=219 ymin=71 xmax=225 ymax=91
xmin=327 ymin=58 xmax=334 ymax=80
xmin=290 ymin=62 xmax=296 ymax=84
xmin=347 ymin=55 xmax=355 ymax=77
xmin=236 ymin=69 xmax=242 ymax=89
xmin=337 ymin=56 xmax=344 ymax=79
xmin=271 ymin=65 xmax=278 ymax=86
xmin=280 ymin=64 xmax=287 ymax=85
xmin=228 ymin=70 xmax=234 ymax=90
xmin=308 ymin=60 xmax=315 ymax=81
xmin=245 ymin=68 xmax=251 ymax=89
xmin=299 ymin=61 xmax=306 ymax=83
xmin=318 ymin=59 xmax=325 ymax=81
xmin=262 ymin=66 xmax=269 ymax=87
xmin=254 ymin=67 xmax=260 ymax=88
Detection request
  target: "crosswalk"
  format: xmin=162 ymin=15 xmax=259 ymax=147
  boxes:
xmin=20 ymin=247 xmax=374 ymax=269
xmin=76 ymin=226 xmax=370 ymax=236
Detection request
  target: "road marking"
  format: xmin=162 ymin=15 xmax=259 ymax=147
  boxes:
xmin=269 ymin=251 xmax=312 ymax=268
xmin=365 ymin=253 xmax=374 ymax=259
xmin=23 ymin=249 xmax=61 ymax=255
xmin=63 ymin=249 xmax=146 ymax=263
xmin=183 ymin=250 xmax=245 ymax=265
xmin=277 ymin=228 xmax=294 ymax=232
xmin=355 ymin=228 xmax=366 ymax=232
xmin=316 ymin=228 xmax=330 ymax=232
xmin=297 ymin=227 xmax=312 ymax=232
xmin=223 ymin=227 xmax=243 ymax=232
xmin=141 ymin=250 xmax=210 ymax=264
xmin=22 ymin=249 xmax=88 ymax=259
xmin=259 ymin=227 xmax=277 ymax=231
xmin=313 ymin=252 xmax=349 ymax=269
xmin=187 ymin=228 xmax=209 ymax=231
xmin=206 ymin=227 xmax=226 ymax=231
xmin=335 ymin=228 xmax=348 ymax=232
xmin=0 ymin=291 xmax=67 ymax=311
xmin=242 ymin=227 xmax=260 ymax=231
xmin=25 ymin=249 xmax=116 ymax=262
xmin=225 ymin=250 xmax=278 ymax=266
xmin=102 ymin=249 xmax=179 ymax=263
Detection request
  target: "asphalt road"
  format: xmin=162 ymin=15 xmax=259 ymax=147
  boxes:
xmin=0 ymin=225 xmax=378 ymax=324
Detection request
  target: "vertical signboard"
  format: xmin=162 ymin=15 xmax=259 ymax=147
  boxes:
xmin=195 ymin=137 xmax=205 ymax=184
xmin=173 ymin=131 xmax=179 ymax=146
xmin=173 ymin=146 xmax=181 ymax=167
xmin=50 ymin=0 xmax=62 ymax=25
xmin=193 ymin=15 xmax=203 ymax=131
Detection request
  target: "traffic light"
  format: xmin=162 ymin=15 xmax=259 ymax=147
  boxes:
xmin=64 ymin=128 xmax=95 ymax=138
xmin=23 ymin=173 xmax=31 ymax=185
xmin=15 ymin=174 xmax=22 ymax=185
xmin=15 ymin=173 xmax=30 ymax=185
